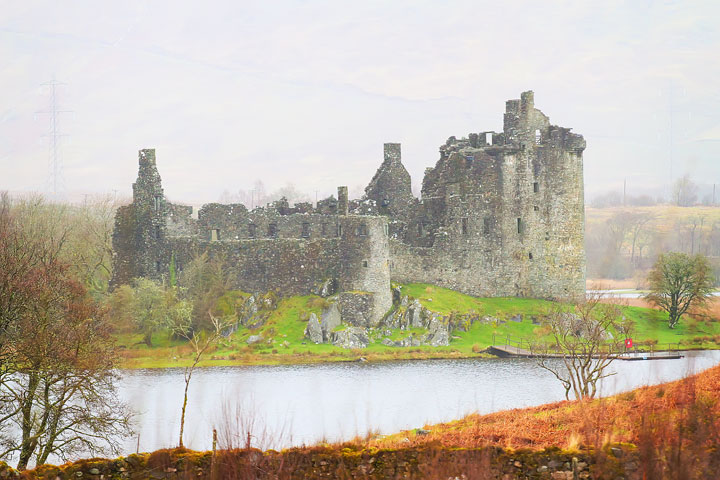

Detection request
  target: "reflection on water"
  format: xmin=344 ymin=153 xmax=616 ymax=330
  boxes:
xmin=119 ymin=350 xmax=720 ymax=455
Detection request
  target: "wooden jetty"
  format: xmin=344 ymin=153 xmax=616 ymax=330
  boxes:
xmin=488 ymin=345 xmax=684 ymax=361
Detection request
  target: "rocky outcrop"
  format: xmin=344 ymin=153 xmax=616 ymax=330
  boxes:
xmin=382 ymin=336 xmax=422 ymax=347
xmin=306 ymin=294 xmax=458 ymax=349
xmin=239 ymin=295 xmax=258 ymax=326
xmin=330 ymin=327 xmax=369 ymax=349
xmin=320 ymin=302 xmax=341 ymax=341
xmin=238 ymin=293 xmax=281 ymax=329
xmin=304 ymin=313 xmax=323 ymax=344
xmin=377 ymin=299 xmax=452 ymax=347
xmin=425 ymin=315 xmax=450 ymax=346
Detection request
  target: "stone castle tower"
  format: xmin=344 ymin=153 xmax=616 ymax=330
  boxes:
xmin=365 ymin=90 xmax=586 ymax=299
xmin=112 ymin=149 xmax=170 ymax=285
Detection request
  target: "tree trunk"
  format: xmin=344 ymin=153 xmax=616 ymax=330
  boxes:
xmin=17 ymin=373 xmax=40 ymax=470
xmin=669 ymin=297 xmax=679 ymax=329
xmin=178 ymin=371 xmax=192 ymax=447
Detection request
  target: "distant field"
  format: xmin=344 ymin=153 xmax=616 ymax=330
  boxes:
xmin=585 ymin=204 xmax=720 ymax=287
xmin=115 ymin=284 xmax=720 ymax=369
xmin=585 ymin=205 xmax=720 ymax=230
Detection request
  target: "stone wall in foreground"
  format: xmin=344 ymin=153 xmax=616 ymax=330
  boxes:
xmin=11 ymin=445 xmax=642 ymax=479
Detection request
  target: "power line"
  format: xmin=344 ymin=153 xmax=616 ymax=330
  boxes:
xmin=37 ymin=77 xmax=72 ymax=199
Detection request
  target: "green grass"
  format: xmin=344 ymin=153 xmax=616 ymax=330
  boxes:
xmin=623 ymin=305 xmax=720 ymax=346
xmin=115 ymin=283 xmax=720 ymax=369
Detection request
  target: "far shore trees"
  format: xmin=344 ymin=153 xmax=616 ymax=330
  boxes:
xmin=538 ymin=293 xmax=624 ymax=400
xmin=673 ymin=174 xmax=698 ymax=207
xmin=645 ymin=252 xmax=715 ymax=329
xmin=130 ymin=278 xmax=173 ymax=347
xmin=180 ymin=252 xmax=232 ymax=331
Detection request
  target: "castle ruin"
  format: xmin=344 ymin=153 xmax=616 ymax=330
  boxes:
xmin=111 ymin=91 xmax=586 ymax=324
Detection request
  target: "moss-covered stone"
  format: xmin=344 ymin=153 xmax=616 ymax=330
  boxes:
xmin=20 ymin=444 xmax=642 ymax=480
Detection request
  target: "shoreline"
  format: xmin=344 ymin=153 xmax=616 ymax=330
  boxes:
xmin=117 ymin=349 xmax=496 ymax=369
xmin=117 ymin=346 xmax=718 ymax=370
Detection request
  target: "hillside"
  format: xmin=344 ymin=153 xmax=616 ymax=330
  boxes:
xmin=370 ymin=361 xmax=720 ymax=454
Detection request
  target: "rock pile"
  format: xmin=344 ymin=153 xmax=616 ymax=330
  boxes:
xmin=304 ymin=295 xmax=455 ymax=349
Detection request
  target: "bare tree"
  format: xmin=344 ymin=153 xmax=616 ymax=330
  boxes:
xmin=674 ymin=216 xmax=706 ymax=255
xmin=539 ymin=294 xmax=623 ymax=400
xmin=169 ymin=310 xmax=231 ymax=448
xmin=68 ymin=194 xmax=118 ymax=297
xmin=628 ymin=212 xmax=655 ymax=266
xmin=0 ymin=196 xmax=132 ymax=469
xmin=606 ymin=212 xmax=632 ymax=256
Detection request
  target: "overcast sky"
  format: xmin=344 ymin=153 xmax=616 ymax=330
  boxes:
xmin=1 ymin=0 xmax=719 ymax=205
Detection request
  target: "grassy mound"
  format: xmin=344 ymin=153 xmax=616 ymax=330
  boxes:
xmin=115 ymin=284 xmax=720 ymax=368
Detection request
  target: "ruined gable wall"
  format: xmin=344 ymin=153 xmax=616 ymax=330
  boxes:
xmin=364 ymin=143 xmax=415 ymax=220
xmin=389 ymin=149 xmax=518 ymax=297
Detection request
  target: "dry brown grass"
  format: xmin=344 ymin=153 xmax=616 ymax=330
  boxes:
xmin=369 ymin=363 xmax=720 ymax=454
xmin=586 ymin=278 xmax=640 ymax=290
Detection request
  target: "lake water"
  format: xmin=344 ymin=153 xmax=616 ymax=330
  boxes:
xmin=119 ymin=350 xmax=720 ymax=455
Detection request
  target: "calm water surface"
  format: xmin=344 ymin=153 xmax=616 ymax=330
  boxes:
xmin=119 ymin=350 xmax=720 ymax=455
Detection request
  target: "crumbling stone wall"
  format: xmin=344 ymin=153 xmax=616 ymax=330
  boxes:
xmin=166 ymin=214 xmax=391 ymax=320
xmin=111 ymin=153 xmax=392 ymax=322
